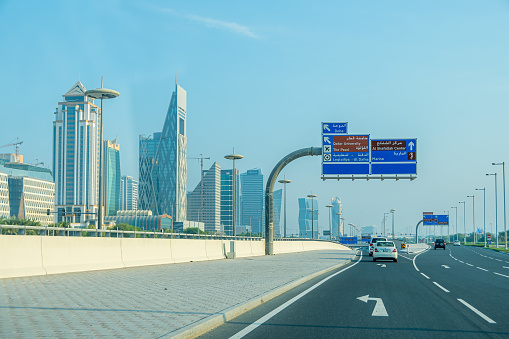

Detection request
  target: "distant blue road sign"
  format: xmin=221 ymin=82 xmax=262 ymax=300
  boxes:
xmin=423 ymin=214 xmax=448 ymax=225
xmin=322 ymin=122 xmax=348 ymax=134
xmin=371 ymin=139 xmax=417 ymax=175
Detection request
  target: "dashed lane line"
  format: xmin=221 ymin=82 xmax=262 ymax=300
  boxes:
xmin=477 ymin=267 xmax=489 ymax=272
xmin=494 ymin=272 xmax=509 ymax=279
xmin=433 ymin=282 xmax=450 ymax=293
xmin=420 ymin=273 xmax=430 ymax=279
xmin=457 ymin=299 xmax=496 ymax=324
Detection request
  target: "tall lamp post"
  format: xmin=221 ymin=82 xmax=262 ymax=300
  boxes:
xmin=326 ymin=204 xmax=333 ymax=240
xmin=451 ymin=206 xmax=458 ymax=241
xmin=459 ymin=201 xmax=466 ymax=244
xmin=493 ymin=163 xmax=507 ymax=249
xmin=84 ymin=80 xmax=119 ymax=232
xmin=467 ymin=195 xmax=475 ymax=244
xmin=307 ymin=194 xmax=317 ymax=239
xmin=278 ymin=177 xmax=291 ymax=238
xmin=335 ymin=213 xmax=341 ymax=240
xmin=383 ymin=213 xmax=389 ymax=237
xmin=487 ymin=173 xmax=498 ymax=247
xmin=340 ymin=217 xmax=346 ymax=238
xmin=225 ymin=150 xmax=243 ymax=236
xmin=476 ymin=188 xmax=486 ymax=247
xmin=390 ymin=209 xmax=396 ymax=239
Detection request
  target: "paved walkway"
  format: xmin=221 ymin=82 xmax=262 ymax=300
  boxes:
xmin=0 ymin=249 xmax=355 ymax=338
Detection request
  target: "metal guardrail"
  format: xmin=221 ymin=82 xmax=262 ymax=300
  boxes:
xmin=0 ymin=224 xmax=341 ymax=242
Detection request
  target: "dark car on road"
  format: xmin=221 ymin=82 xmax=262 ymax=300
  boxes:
xmin=434 ymin=239 xmax=446 ymax=250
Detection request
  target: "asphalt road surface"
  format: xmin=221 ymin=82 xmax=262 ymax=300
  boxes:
xmin=199 ymin=245 xmax=509 ymax=338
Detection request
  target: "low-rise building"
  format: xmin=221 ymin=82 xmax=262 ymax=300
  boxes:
xmin=8 ymin=176 xmax=55 ymax=226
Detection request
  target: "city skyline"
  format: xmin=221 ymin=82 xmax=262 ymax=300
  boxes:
xmin=1 ymin=1 xmax=509 ymax=236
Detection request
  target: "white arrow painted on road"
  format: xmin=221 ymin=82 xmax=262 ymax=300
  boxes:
xmin=441 ymin=265 xmax=450 ymax=269
xmin=408 ymin=141 xmax=415 ymax=151
xmin=376 ymin=264 xmax=386 ymax=267
xmin=357 ymin=295 xmax=388 ymax=316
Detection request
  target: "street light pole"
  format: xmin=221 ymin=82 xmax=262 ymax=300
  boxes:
xmin=326 ymin=204 xmax=333 ymax=240
xmin=451 ymin=206 xmax=458 ymax=241
xmin=467 ymin=195 xmax=475 ymax=244
xmin=335 ymin=213 xmax=341 ymax=240
xmin=383 ymin=213 xmax=389 ymax=237
xmin=493 ymin=163 xmax=507 ymax=249
xmin=84 ymin=80 xmax=119 ymax=232
xmin=225 ymin=150 xmax=244 ymax=236
xmin=307 ymin=194 xmax=317 ymax=239
xmin=390 ymin=209 xmax=396 ymax=240
xmin=459 ymin=201 xmax=466 ymax=244
xmin=487 ymin=173 xmax=498 ymax=247
xmin=476 ymin=188 xmax=486 ymax=247
xmin=278 ymin=177 xmax=291 ymax=238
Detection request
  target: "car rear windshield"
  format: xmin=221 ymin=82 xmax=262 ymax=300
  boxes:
xmin=377 ymin=242 xmax=394 ymax=247
xmin=372 ymin=238 xmax=386 ymax=243
xmin=436 ymin=239 xmax=444 ymax=243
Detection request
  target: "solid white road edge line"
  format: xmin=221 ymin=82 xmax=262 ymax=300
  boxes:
xmin=457 ymin=299 xmax=496 ymax=324
xmin=412 ymin=247 xmax=429 ymax=272
xmin=420 ymin=273 xmax=430 ymax=279
xmin=229 ymin=252 xmax=363 ymax=339
xmin=433 ymin=282 xmax=450 ymax=293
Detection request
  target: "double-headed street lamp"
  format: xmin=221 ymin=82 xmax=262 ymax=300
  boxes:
xmin=390 ymin=209 xmax=396 ymax=240
xmin=307 ymin=194 xmax=317 ymax=239
xmin=467 ymin=195 xmax=475 ymax=244
xmin=225 ymin=151 xmax=243 ymax=236
xmin=475 ymin=188 xmax=486 ymax=247
xmin=487 ymin=173 xmax=498 ymax=247
xmin=326 ymin=204 xmax=333 ymax=240
xmin=492 ymin=162 xmax=507 ymax=249
xmin=451 ymin=206 xmax=458 ymax=241
xmin=84 ymin=80 xmax=119 ymax=231
xmin=278 ymin=177 xmax=291 ymax=238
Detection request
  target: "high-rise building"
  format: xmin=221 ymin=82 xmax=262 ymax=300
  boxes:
xmin=0 ymin=172 xmax=9 ymax=218
xmin=240 ymin=169 xmax=264 ymax=235
xmin=298 ymin=197 xmax=319 ymax=238
xmin=273 ymin=189 xmax=282 ymax=237
xmin=53 ymin=81 xmax=100 ymax=224
xmin=8 ymin=176 xmax=55 ymax=226
xmin=103 ymin=139 xmax=121 ymax=216
xmin=187 ymin=162 xmax=221 ymax=233
xmin=120 ymin=175 xmax=138 ymax=211
xmin=138 ymin=82 xmax=187 ymax=221
xmin=220 ymin=169 xmax=240 ymax=235
xmin=331 ymin=196 xmax=343 ymax=238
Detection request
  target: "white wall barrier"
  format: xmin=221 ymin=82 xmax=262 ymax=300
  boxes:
xmin=0 ymin=235 xmax=350 ymax=279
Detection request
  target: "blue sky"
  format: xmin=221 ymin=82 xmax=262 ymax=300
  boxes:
xmin=1 ymin=0 xmax=508 ymax=237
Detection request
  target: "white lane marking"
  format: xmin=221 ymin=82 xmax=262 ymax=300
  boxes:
xmin=458 ymin=260 xmax=464 ymax=263
xmin=412 ymin=247 xmax=429 ymax=272
xmin=228 ymin=252 xmax=363 ymax=339
xmin=495 ymin=259 xmax=502 ymax=262
xmin=477 ymin=267 xmax=489 ymax=272
xmin=381 ymin=264 xmax=386 ymax=268
xmin=441 ymin=265 xmax=450 ymax=269
xmin=503 ymin=266 xmax=509 ymax=269
xmin=357 ymin=295 xmax=388 ymax=317
xmin=433 ymin=282 xmax=450 ymax=293
xmin=421 ymin=273 xmax=430 ymax=279
xmin=465 ymin=263 xmax=474 ymax=267
xmin=457 ymin=299 xmax=496 ymax=324
xmin=494 ymin=272 xmax=509 ymax=279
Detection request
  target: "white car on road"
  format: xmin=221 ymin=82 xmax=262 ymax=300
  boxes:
xmin=453 ymin=240 xmax=461 ymax=246
xmin=373 ymin=241 xmax=398 ymax=262
xmin=369 ymin=237 xmax=387 ymax=256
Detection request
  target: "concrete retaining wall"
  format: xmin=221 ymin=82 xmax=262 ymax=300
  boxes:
xmin=0 ymin=235 xmax=350 ymax=279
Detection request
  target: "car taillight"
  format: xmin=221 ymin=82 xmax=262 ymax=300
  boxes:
xmin=374 ymin=248 xmax=379 ymax=252
xmin=393 ymin=248 xmax=397 ymax=252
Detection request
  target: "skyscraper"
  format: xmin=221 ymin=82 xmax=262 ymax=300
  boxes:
xmin=53 ymin=81 xmax=100 ymax=224
xmin=298 ymin=197 xmax=319 ymax=238
xmin=138 ymin=82 xmax=187 ymax=221
xmin=273 ymin=189 xmax=282 ymax=237
xmin=240 ymin=169 xmax=264 ymax=235
xmin=220 ymin=169 xmax=240 ymax=235
xmin=103 ymin=139 xmax=120 ymax=216
xmin=331 ymin=196 xmax=343 ymax=238
xmin=119 ymin=175 xmax=138 ymax=211
xmin=187 ymin=162 xmax=221 ymax=233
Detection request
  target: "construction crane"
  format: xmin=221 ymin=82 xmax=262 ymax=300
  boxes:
xmin=189 ymin=154 xmax=210 ymax=224
xmin=0 ymin=137 xmax=23 ymax=156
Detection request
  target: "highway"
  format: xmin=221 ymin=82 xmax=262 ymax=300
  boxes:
xmin=200 ymin=245 xmax=509 ymax=338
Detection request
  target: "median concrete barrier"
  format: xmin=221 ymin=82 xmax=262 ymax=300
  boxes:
xmin=170 ymin=239 xmax=209 ymax=263
xmin=205 ymin=239 xmax=226 ymax=260
xmin=121 ymin=238 xmax=173 ymax=267
xmin=0 ymin=235 xmax=46 ymax=279
xmin=42 ymin=237 xmax=125 ymax=275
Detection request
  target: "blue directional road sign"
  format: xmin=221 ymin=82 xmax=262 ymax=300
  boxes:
xmin=423 ymin=214 xmax=448 ymax=226
xmin=322 ymin=134 xmax=370 ymax=175
xmin=322 ymin=122 xmax=348 ymax=134
xmin=371 ymin=139 xmax=417 ymax=175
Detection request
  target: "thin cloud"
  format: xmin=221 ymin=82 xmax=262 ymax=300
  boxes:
xmin=157 ymin=7 xmax=259 ymax=39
